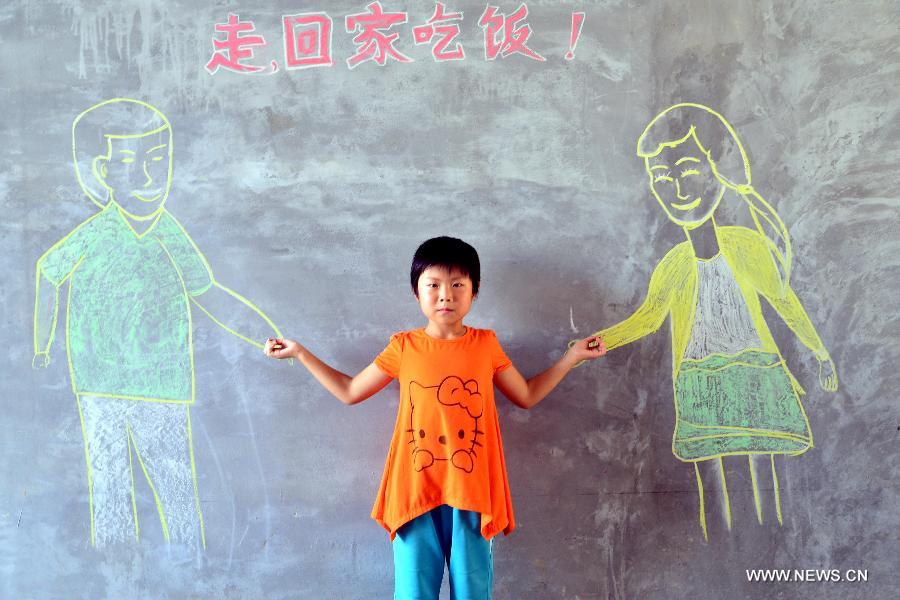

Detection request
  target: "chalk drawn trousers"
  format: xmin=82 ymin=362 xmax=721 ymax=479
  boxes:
xmin=77 ymin=395 xmax=203 ymax=546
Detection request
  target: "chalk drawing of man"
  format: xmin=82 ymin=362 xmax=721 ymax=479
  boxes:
xmin=33 ymin=98 xmax=280 ymax=547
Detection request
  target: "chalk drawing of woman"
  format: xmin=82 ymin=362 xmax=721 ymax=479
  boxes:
xmin=583 ymin=103 xmax=838 ymax=538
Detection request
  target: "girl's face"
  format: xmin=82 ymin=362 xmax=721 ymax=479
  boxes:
xmin=645 ymin=133 xmax=725 ymax=228
xmin=416 ymin=266 xmax=474 ymax=335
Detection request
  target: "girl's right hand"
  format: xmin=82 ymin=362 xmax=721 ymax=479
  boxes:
xmin=264 ymin=338 xmax=303 ymax=360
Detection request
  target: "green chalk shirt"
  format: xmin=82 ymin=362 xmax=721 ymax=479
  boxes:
xmin=39 ymin=204 xmax=212 ymax=402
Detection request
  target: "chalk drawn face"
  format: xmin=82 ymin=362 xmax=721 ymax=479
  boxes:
xmin=645 ymin=134 xmax=725 ymax=228
xmin=93 ymin=128 xmax=172 ymax=221
xmin=408 ymin=376 xmax=485 ymax=474
xmin=416 ymin=266 xmax=475 ymax=328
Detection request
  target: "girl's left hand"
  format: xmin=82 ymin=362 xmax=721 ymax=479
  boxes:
xmin=567 ymin=335 xmax=607 ymax=366
xmin=818 ymin=358 xmax=838 ymax=391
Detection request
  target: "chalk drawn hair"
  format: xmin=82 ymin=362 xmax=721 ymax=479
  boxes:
xmin=72 ymin=98 xmax=172 ymax=208
xmin=636 ymin=103 xmax=792 ymax=290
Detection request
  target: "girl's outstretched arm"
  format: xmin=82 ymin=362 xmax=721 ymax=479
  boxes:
xmin=494 ymin=336 xmax=606 ymax=410
xmin=264 ymin=338 xmax=393 ymax=405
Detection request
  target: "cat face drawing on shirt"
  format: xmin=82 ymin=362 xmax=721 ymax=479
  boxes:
xmin=408 ymin=376 xmax=485 ymax=474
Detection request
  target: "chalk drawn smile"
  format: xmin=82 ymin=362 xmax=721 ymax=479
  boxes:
xmin=132 ymin=190 xmax=164 ymax=202
xmin=670 ymin=197 xmax=703 ymax=211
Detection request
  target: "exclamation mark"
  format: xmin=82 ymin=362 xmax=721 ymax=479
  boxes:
xmin=565 ymin=12 xmax=585 ymax=61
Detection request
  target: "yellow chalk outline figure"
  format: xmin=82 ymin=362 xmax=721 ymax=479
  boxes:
xmin=33 ymin=98 xmax=282 ymax=547
xmin=581 ymin=103 xmax=838 ymax=539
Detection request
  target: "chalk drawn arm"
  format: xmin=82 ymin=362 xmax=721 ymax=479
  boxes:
xmin=591 ymin=290 xmax=669 ymax=352
xmin=190 ymin=281 xmax=283 ymax=349
xmin=724 ymin=227 xmax=837 ymax=391
xmin=32 ymin=267 xmax=60 ymax=368
xmin=33 ymin=245 xmax=83 ymax=368
xmin=574 ymin=258 xmax=674 ymax=361
xmin=155 ymin=211 xmax=282 ymax=348
xmin=762 ymin=286 xmax=838 ymax=391
xmin=33 ymin=222 xmax=90 ymax=368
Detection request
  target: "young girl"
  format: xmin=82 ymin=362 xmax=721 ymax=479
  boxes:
xmin=581 ymin=103 xmax=838 ymax=538
xmin=265 ymin=236 xmax=605 ymax=598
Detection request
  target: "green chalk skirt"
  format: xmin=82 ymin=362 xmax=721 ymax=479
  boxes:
xmin=673 ymin=350 xmax=812 ymax=461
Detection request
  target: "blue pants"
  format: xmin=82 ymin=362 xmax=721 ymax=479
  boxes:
xmin=393 ymin=505 xmax=493 ymax=600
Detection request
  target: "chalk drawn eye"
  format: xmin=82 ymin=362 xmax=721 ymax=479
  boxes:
xmin=680 ymin=169 xmax=700 ymax=177
xmin=121 ymin=157 xmax=135 ymax=164
xmin=419 ymin=429 xmax=425 ymax=438
xmin=151 ymin=156 xmax=163 ymax=162
xmin=654 ymin=174 xmax=673 ymax=183
xmin=458 ymin=429 xmax=465 ymax=439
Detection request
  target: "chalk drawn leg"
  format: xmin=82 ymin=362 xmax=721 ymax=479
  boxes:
xmin=771 ymin=454 xmax=783 ymax=526
xmin=718 ymin=457 xmax=732 ymax=530
xmin=748 ymin=455 xmax=763 ymax=524
xmin=693 ymin=462 xmax=708 ymax=541
xmin=127 ymin=401 xmax=205 ymax=546
xmin=78 ymin=395 xmax=138 ymax=546
xmin=78 ymin=396 xmax=204 ymax=547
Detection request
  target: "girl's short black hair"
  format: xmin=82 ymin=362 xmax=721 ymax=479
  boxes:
xmin=410 ymin=236 xmax=480 ymax=297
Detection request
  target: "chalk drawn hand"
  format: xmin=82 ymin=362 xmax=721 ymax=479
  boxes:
xmin=566 ymin=335 xmax=606 ymax=368
xmin=818 ymin=358 xmax=838 ymax=392
xmin=32 ymin=351 xmax=51 ymax=369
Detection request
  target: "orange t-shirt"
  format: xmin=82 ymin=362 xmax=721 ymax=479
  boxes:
xmin=372 ymin=327 xmax=515 ymax=540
